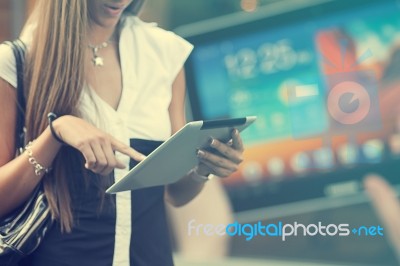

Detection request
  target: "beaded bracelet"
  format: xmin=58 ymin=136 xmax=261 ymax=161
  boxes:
xmin=24 ymin=141 xmax=51 ymax=176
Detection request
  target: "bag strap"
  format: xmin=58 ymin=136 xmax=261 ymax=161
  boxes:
xmin=4 ymin=39 xmax=27 ymax=150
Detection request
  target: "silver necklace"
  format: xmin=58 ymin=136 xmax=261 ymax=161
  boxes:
xmin=88 ymin=41 xmax=110 ymax=67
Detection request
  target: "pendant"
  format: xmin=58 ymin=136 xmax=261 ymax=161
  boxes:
xmin=89 ymin=41 xmax=109 ymax=67
xmin=93 ymin=56 xmax=104 ymax=67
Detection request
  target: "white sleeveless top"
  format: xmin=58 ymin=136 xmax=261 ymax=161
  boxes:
xmin=0 ymin=15 xmax=193 ymax=266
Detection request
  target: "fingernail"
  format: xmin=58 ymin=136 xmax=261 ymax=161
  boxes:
xmin=209 ymin=138 xmax=216 ymax=147
xmin=197 ymin=149 xmax=205 ymax=158
xmin=232 ymin=128 xmax=238 ymax=136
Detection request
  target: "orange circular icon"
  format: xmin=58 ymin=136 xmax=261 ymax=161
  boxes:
xmin=327 ymin=81 xmax=371 ymax=125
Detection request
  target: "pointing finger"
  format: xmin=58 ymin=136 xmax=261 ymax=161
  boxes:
xmin=110 ymin=137 xmax=146 ymax=161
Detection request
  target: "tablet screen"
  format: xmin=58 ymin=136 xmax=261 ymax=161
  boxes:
xmin=183 ymin=0 xmax=400 ymax=211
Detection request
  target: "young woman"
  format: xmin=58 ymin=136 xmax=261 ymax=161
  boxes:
xmin=0 ymin=0 xmax=244 ymax=265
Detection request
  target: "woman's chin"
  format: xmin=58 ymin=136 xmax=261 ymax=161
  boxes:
xmin=91 ymin=17 xmax=121 ymax=30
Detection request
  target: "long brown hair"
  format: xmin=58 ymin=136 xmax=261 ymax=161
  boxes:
xmin=25 ymin=0 xmax=88 ymax=233
xmin=23 ymin=0 xmax=143 ymax=233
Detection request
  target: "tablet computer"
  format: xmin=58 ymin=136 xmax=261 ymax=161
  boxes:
xmin=106 ymin=116 xmax=257 ymax=193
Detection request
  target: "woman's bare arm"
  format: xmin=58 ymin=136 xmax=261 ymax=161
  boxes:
xmin=0 ymin=78 xmax=63 ymax=217
xmin=0 ymin=77 xmax=146 ymax=218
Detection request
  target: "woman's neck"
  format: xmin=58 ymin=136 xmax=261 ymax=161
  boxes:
xmin=87 ymin=23 xmax=118 ymax=45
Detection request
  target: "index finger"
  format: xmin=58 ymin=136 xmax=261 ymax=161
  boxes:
xmin=231 ymin=129 xmax=244 ymax=152
xmin=110 ymin=137 xmax=146 ymax=162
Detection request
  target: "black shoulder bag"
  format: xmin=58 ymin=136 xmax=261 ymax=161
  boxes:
xmin=0 ymin=39 xmax=53 ymax=266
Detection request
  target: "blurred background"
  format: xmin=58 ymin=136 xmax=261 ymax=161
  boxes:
xmin=1 ymin=0 xmax=400 ymax=265
xmin=0 ymin=0 xmax=284 ymax=39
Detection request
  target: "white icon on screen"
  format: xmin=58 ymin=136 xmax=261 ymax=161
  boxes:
xmin=337 ymin=143 xmax=358 ymax=165
xmin=362 ymin=139 xmax=384 ymax=162
xmin=231 ymin=91 xmax=251 ymax=105
xmin=242 ymin=162 xmax=263 ymax=183
xmin=267 ymin=157 xmax=285 ymax=179
xmin=255 ymin=116 xmax=267 ymax=130
xmin=294 ymin=84 xmax=319 ymax=98
xmin=313 ymin=147 xmax=334 ymax=170
xmin=290 ymin=152 xmax=311 ymax=174
xmin=270 ymin=113 xmax=285 ymax=129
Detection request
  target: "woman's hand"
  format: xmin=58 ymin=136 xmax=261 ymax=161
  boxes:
xmin=196 ymin=129 xmax=244 ymax=178
xmin=53 ymin=115 xmax=145 ymax=175
xmin=364 ymin=175 xmax=400 ymax=261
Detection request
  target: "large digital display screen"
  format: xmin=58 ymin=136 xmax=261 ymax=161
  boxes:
xmin=184 ymin=0 xmax=400 ymax=211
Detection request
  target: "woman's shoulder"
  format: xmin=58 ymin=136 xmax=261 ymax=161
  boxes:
xmin=0 ymin=24 xmax=34 ymax=88
xmin=120 ymin=15 xmax=193 ymax=81
xmin=0 ymin=42 xmax=14 ymax=60
xmin=0 ymin=42 xmax=17 ymax=88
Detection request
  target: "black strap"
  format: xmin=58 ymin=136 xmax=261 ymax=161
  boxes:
xmin=4 ymin=39 xmax=27 ymax=150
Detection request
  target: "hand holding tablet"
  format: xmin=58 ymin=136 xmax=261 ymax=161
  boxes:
xmin=195 ymin=128 xmax=245 ymax=178
xmin=106 ymin=116 xmax=256 ymax=193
